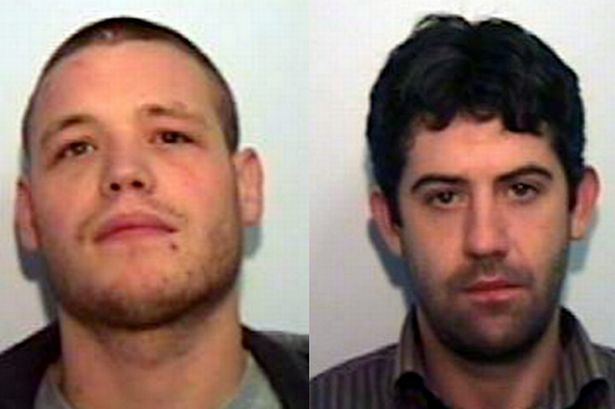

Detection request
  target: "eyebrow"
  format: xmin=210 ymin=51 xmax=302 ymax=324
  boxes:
xmin=138 ymin=103 xmax=211 ymax=129
xmin=410 ymin=174 xmax=465 ymax=193
xmin=38 ymin=103 xmax=211 ymax=149
xmin=40 ymin=113 xmax=97 ymax=149
xmin=410 ymin=164 xmax=554 ymax=193
xmin=496 ymin=165 xmax=554 ymax=184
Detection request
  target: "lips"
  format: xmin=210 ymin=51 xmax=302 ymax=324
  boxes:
xmin=466 ymin=279 xmax=522 ymax=293
xmin=94 ymin=212 xmax=177 ymax=243
xmin=463 ymin=277 xmax=525 ymax=304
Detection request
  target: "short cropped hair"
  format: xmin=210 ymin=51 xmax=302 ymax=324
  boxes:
xmin=367 ymin=14 xmax=585 ymax=221
xmin=22 ymin=16 xmax=239 ymax=164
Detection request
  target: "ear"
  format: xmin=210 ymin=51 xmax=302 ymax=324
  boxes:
xmin=370 ymin=189 xmax=403 ymax=256
xmin=233 ymin=148 xmax=263 ymax=227
xmin=15 ymin=177 xmax=40 ymax=251
xmin=570 ymin=167 xmax=600 ymax=240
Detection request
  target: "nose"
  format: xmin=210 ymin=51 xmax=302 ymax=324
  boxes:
xmin=100 ymin=148 xmax=155 ymax=197
xmin=463 ymin=195 xmax=510 ymax=259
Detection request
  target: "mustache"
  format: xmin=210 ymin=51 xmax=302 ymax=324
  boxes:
xmin=448 ymin=258 xmax=534 ymax=291
xmin=76 ymin=196 xmax=186 ymax=242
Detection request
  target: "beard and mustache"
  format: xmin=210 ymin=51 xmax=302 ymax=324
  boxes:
xmin=38 ymin=196 xmax=243 ymax=332
xmin=408 ymin=249 xmax=568 ymax=364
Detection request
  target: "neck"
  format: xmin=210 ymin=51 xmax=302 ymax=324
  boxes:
xmin=56 ymin=289 xmax=246 ymax=409
xmin=418 ymin=308 xmax=561 ymax=409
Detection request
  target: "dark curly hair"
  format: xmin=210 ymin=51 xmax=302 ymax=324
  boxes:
xmin=367 ymin=14 xmax=585 ymax=222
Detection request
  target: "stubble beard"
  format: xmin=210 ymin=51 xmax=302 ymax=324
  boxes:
xmin=42 ymin=215 xmax=242 ymax=332
xmin=408 ymin=247 xmax=569 ymax=364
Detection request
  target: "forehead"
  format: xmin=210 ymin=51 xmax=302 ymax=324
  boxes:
xmin=405 ymin=117 xmax=564 ymax=180
xmin=30 ymin=40 xmax=222 ymax=138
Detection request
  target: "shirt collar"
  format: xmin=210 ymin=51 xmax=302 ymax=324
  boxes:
xmin=393 ymin=306 xmax=612 ymax=406
xmin=540 ymin=308 xmax=611 ymax=407
xmin=394 ymin=306 xmax=425 ymax=382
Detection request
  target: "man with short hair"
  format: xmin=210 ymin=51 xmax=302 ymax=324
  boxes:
xmin=0 ymin=17 xmax=307 ymax=409
xmin=311 ymin=14 xmax=615 ymax=409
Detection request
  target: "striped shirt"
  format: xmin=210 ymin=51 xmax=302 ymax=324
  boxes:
xmin=310 ymin=307 xmax=615 ymax=408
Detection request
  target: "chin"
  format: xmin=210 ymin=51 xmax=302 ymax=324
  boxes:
xmin=61 ymin=272 xmax=238 ymax=331
xmin=46 ymin=216 xmax=243 ymax=330
xmin=436 ymin=311 xmax=554 ymax=364
xmin=51 ymin=256 xmax=241 ymax=331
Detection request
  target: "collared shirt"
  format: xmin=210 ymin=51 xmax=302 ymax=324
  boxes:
xmin=310 ymin=307 xmax=615 ymax=409
xmin=34 ymin=353 xmax=282 ymax=409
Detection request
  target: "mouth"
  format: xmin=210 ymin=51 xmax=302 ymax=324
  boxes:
xmin=94 ymin=212 xmax=178 ymax=244
xmin=464 ymin=279 xmax=525 ymax=303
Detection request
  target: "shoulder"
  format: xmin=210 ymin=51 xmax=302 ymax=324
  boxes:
xmin=0 ymin=324 xmax=59 ymax=377
xmin=312 ymin=343 xmax=397 ymax=382
xmin=261 ymin=330 xmax=309 ymax=361
xmin=243 ymin=327 xmax=308 ymax=409
xmin=0 ymin=324 xmax=60 ymax=406
xmin=310 ymin=344 xmax=397 ymax=409
xmin=245 ymin=328 xmax=308 ymax=371
xmin=593 ymin=342 xmax=615 ymax=378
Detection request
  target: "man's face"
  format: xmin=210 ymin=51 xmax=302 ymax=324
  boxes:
xmin=17 ymin=40 xmax=262 ymax=329
xmin=372 ymin=117 xmax=597 ymax=362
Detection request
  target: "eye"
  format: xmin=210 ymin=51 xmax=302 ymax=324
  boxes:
xmin=157 ymin=130 xmax=194 ymax=144
xmin=508 ymin=182 xmax=540 ymax=202
xmin=425 ymin=189 xmax=465 ymax=208
xmin=56 ymin=141 xmax=96 ymax=160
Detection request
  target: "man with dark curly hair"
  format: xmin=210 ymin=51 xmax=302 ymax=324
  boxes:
xmin=311 ymin=14 xmax=613 ymax=409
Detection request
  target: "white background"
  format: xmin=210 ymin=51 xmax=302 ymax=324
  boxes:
xmin=0 ymin=1 xmax=309 ymax=352
xmin=310 ymin=0 xmax=615 ymax=375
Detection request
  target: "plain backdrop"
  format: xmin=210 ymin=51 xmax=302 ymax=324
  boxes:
xmin=0 ymin=1 xmax=309 ymax=352
xmin=310 ymin=0 xmax=615 ymax=376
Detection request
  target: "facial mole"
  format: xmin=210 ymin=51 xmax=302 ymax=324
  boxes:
xmin=169 ymin=242 xmax=178 ymax=251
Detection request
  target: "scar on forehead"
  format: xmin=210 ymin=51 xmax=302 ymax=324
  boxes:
xmin=141 ymin=101 xmax=189 ymax=115
xmin=100 ymin=29 xmax=115 ymax=41
xmin=137 ymin=101 xmax=211 ymax=127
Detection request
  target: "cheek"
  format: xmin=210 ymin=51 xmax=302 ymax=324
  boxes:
xmin=508 ymin=205 xmax=570 ymax=271
xmin=30 ymin=175 xmax=93 ymax=242
xmin=33 ymin=193 xmax=82 ymax=245
xmin=400 ymin=210 xmax=463 ymax=281
xmin=166 ymin=159 xmax=238 ymax=216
